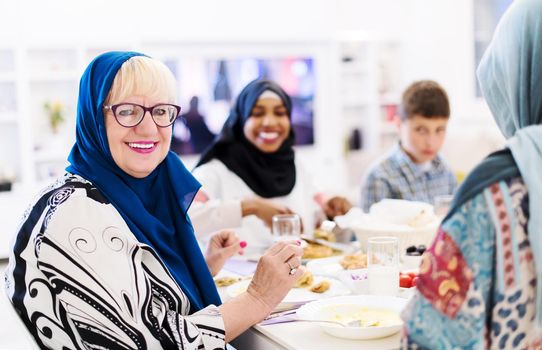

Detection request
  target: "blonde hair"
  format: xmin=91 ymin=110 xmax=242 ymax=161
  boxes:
xmin=106 ymin=56 xmax=177 ymax=105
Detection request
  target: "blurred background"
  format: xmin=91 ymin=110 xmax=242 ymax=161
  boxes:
xmin=0 ymin=0 xmax=510 ymax=255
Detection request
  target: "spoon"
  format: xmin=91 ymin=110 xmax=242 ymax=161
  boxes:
xmin=260 ymin=316 xmax=377 ymax=327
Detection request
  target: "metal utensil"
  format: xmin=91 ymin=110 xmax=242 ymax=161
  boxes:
xmin=300 ymin=235 xmax=354 ymax=254
xmin=260 ymin=315 xmax=371 ymax=327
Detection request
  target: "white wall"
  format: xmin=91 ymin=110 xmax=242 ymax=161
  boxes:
xmin=335 ymin=0 xmax=504 ymax=179
xmin=1 ymin=0 xmax=503 ymax=191
xmin=2 ymin=0 xmax=336 ymax=42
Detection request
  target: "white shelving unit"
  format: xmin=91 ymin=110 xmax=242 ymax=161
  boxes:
xmin=23 ymin=46 xmax=81 ymax=185
xmin=339 ymin=38 xmax=380 ymax=152
xmin=338 ymin=38 xmax=403 ymax=153
xmin=0 ymin=48 xmax=21 ymax=186
xmin=337 ymin=37 xmax=403 ymax=188
xmin=0 ymin=45 xmax=129 ymax=189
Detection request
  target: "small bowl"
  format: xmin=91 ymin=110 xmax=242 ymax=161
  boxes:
xmin=297 ymin=295 xmax=407 ymax=340
xmin=338 ymin=268 xmax=369 ymax=294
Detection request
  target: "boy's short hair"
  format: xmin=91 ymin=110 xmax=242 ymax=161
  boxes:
xmin=399 ymin=80 xmax=450 ymax=121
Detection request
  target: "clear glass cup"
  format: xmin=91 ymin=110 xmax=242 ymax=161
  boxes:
xmin=367 ymin=236 xmax=400 ymax=296
xmin=434 ymin=194 xmax=454 ymax=217
xmin=272 ymin=214 xmax=301 ymax=242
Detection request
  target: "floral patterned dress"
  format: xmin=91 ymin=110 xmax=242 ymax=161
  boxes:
xmin=402 ymin=177 xmax=541 ymax=349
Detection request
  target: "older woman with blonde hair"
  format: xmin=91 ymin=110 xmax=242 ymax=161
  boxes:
xmin=5 ymin=51 xmax=304 ymax=349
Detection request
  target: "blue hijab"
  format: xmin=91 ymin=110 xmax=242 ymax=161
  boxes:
xmin=450 ymin=0 xmax=542 ymax=328
xmin=66 ymin=51 xmax=221 ymax=311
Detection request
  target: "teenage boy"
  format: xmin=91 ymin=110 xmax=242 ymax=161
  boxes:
xmin=361 ymin=80 xmax=456 ymax=212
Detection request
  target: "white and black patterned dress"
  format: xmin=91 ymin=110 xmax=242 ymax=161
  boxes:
xmin=4 ymin=174 xmax=226 ymax=350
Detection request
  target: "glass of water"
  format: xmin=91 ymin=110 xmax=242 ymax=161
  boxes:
xmin=367 ymin=236 xmax=400 ymax=296
xmin=434 ymin=194 xmax=454 ymax=218
xmin=272 ymin=214 xmax=301 ymax=242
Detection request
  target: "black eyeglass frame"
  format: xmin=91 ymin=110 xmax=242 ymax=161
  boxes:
xmin=103 ymin=103 xmax=181 ymax=128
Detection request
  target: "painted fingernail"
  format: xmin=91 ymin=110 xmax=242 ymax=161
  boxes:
xmin=240 ymin=241 xmax=247 ymax=248
xmin=296 ymin=240 xmax=302 ymax=245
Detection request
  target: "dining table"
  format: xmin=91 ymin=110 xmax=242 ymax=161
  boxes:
xmin=231 ymin=320 xmax=401 ymax=350
xmin=218 ymin=256 xmax=408 ymax=350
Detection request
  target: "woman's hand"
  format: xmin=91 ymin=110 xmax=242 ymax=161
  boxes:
xmin=323 ymin=196 xmax=352 ymax=220
xmin=218 ymin=240 xmax=304 ymax=341
xmin=241 ymin=197 xmax=295 ymax=228
xmin=246 ymin=240 xmax=305 ymax=313
xmin=205 ymin=230 xmax=246 ymax=276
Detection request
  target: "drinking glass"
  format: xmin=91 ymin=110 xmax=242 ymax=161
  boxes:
xmin=272 ymin=214 xmax=301 ymax=241
xmin=434 ymin=194 xmax=454 ymax=217
xmin=367 ymin=236 xmax=400 ymax=296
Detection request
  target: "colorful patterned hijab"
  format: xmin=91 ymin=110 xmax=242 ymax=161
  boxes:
xmin=451 ymin=0 xmax=542 ymax=328
xmin=66 ymin=51 xmax=221 ymax=311
xmin=196 ymin=79 xmax=296 ymax=198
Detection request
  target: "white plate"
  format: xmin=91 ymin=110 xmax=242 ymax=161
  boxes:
xmin=296 ymin=295 xmax=407 ymax=340
xmin=226 ymin=276 xmax=351 ymax=307
xmin=306 ymin=256 xmax=344 ymax=276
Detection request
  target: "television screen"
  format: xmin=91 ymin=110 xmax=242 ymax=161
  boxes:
xmin=164 ymin=57 xmax=315 ymax=155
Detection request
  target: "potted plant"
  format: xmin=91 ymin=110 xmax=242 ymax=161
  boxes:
xmin=43 ymin=100 xmax=65 ymax=134
xmin=0 ymin=164 xmax=15 ymax=192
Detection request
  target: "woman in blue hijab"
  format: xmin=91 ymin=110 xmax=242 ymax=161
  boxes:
xmin=5 ymin=52 xmax=305 ymax=349
xmin=401 ymin=0 xmax=542 ymax=348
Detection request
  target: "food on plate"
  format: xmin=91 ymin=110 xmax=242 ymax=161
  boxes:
xmin=340 ymin=253 xmax=368 ymax=270
xmin=294 ymin=271 xmax=334 ymax=293
xmin=323 ymin=305 xmax=402 ymax=328
xmin=310 ymin=280 xmax=331 ymax=293
xmin=295 ymin=270 xmax=314 ymax=288
xmin=214 ymin=276 xmax=241 ymax=287
xmin=303 ymin=243 xmax=335 ymax=259
xmin=313 ymin=228 xmax=336 ymax=242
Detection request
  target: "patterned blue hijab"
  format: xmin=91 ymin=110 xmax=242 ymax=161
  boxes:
xmin=66 ymin=51 xmax=221 ymax=311
xmin=474 ymin=0 xmax=542 ymax=328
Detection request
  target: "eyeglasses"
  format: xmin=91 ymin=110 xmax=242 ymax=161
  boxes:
xmin=103 ymin=103 xmax=181 ymax=128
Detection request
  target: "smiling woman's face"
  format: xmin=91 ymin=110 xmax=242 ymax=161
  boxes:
xmin=105 ymin=95 xmax=172 ymax=178
xmin=243 ymin=97 xmax=290 ymax=153
xmin=103 ymin=56 xmax=177 ymax=178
